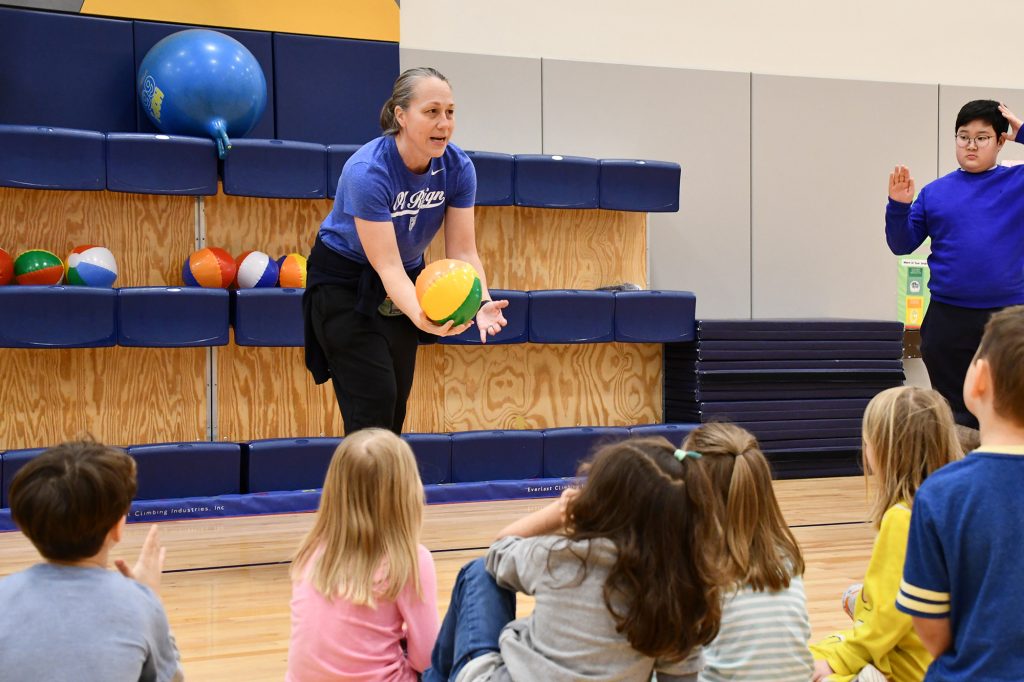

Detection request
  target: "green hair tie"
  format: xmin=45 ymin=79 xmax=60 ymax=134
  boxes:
xmin=674 ymin=449 xmax=702 ymax=462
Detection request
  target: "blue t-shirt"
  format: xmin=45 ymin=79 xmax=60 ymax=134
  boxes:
xmin=897 ymin=447 xmax=1024 ymax=680
xmin=885 ymin=153 xmax=1024 ymax=308
xmin=318 ymin=135 xmax=477 ymax=269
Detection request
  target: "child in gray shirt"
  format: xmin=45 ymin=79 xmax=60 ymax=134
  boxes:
xmin=0 ymin=439 xmax=183 ymax=682
xmin=424 ymin=437 xmax=725 ymax=682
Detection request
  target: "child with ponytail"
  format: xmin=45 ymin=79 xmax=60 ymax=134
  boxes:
xmin=685 ymin=422 xmax=814 ymax=681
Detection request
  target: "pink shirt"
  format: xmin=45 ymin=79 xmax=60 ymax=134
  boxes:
xmin=287 ymin=544 xmax=439 ymax=682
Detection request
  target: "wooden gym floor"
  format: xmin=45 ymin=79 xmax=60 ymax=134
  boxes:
xmin=0 ymin=476 xmax=873 ymax=680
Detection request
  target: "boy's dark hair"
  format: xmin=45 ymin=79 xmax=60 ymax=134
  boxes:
xmin=975 ymin=305 xmax=1024 ymax=426
xmin=10 ymin=439 xmax=137 ymax=561
xmin=955 ymin=99 xmax=1008 ymax=136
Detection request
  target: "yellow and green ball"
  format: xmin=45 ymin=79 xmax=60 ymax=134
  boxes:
xmin=415 ymin=259 xmax=482 ymax=326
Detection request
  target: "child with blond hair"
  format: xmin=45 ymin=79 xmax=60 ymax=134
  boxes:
xmin=684 ymin=422 xmax=814 ymax=681
xmin=812 ymin=387 xmax=960 ymax=681
xmin=287 ymin=428 xmax=438 ymax=681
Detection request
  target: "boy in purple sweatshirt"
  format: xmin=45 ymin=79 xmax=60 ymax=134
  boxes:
xmin=886 ymin=100 xmax=1024 ymax=428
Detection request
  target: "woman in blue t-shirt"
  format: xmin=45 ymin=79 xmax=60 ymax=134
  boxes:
xmin=304 ymin=67 xmax=508 ymax=434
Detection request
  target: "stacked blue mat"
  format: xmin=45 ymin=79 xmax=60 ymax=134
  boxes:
xmin=664 ymin=319 xmax=905 ymax=477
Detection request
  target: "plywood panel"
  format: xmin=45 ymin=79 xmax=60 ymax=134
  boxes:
xmin=202 ymin=192 xmax=333 ymax=257
xmin=0 ymin=188 xmax=204 ymax=449
xmin=214 ymin=344 xmax=344 ymax=441
xmin=209 ymin=195 xmax=653 ymax=438
xmin=0 ymin=346 xmax=207 ymax=450
xmin=0 ymin=187 xmax=194 ymax=286
xmin=439 ymin=343 xmax=662 ymax=431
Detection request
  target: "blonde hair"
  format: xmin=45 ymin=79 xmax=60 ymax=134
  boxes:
xmin=862 ymin=386 xmax=961 ymax=528
xmin=291 ymin=429 xmax=425 ymax=606
xmin=683 ymin=423 xmax=804 ymax=592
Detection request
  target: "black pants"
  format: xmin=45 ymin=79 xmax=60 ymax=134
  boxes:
xmin=309 ymin=284 xmax=420 ymax=435
xmin=920 ymin=300 xmax=1002 ymax=429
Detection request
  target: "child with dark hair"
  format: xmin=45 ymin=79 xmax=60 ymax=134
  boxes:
xmin=423 ymin=437 xmax=725 ymax=682
xmin=0 ymin=440 xmax=183 ymax=682
xmin=897 ymin=305 xmax=1024 ymax=679
xmin=886 ymin=99 xmax=1024 ymax=428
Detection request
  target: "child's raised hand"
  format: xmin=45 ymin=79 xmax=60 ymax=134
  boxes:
xmin=558 ymin=486 xmax=581 ymax=526
xmin=999 ymin=103 xmax=1022 ymax=144
xmin=115 ymin=525 xmax=167 ymax=595
xmin=888 ymin=165 xmax=915 ymax=204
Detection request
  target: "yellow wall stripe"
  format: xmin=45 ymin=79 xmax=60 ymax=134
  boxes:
xmin=80 ymin=0 xmax=398 ymax=42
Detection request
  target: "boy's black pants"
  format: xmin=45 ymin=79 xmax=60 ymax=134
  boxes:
xmin=920 ymin=300 xmax=1002 ymax=429
xmin=308 ymin=284 xmax=420 ymax=435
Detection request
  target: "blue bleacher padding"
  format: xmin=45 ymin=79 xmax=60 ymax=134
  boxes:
xmin=128 ymin=442 xmax=241 ymax=500
xmin=273 ymin=33 xmax=398 ymax=145
xmin=697 ymin=319 xmax=904 ymax=341
xmin=247 ymin=437 xmax=341 ymax=493
xmin=760 ymin=437 xmax=863 ymax=451
xmin=2 ymin=448 xmax=46 ymax=508
xmin=514 ymin=155 xmax=599 ymax=208
xmin=628 ymin=423 xmax=700 ymax=446
xmin=528 ymin=290 xmax=614 ymax=343
xmin=697 ymin=399 xmax=870 ymax=422
xmin=440 ymin=290 xmax=529 ymax=345
xmin=613 ymin=291 xmax=696 ymax=343
xmin=0 ymin=125 xmax=105 ymax=190
xmin=232 ymin=289 xmax=304 ymax=346
xmin=693 ymin=359 xmax=904 ymax=371
xmin=117 ymin=287 xmax=230 ymax=347
xmin=327 ymin=144 xmax=361 ymax=199
xmin=697 ymin=339 xmax=905 ymax=353
xmin=689 ymin=369 xmax=907 ymax=384
xmin=403 ymin=433 xmax=452 ymax=485
xmin=222 ymin=139 xmax=327 ymax=198
xmin=105 ymin=134 xmax=218 ymax=195
xmin=451 ymin=430 xmax=544 ymax=483
xmin=132 ymin=21 xmax=275 ymax=139
xmin=541 ymin=426 xmax=629 ymax=478
xmin=0 ymin=8 xmax=136 ymax=132
xmin=766 ymin=447 xmax=863 ymax=479
xmin=599 ymin=159 xmax=681 ymax=212
xmin=667 ymin=384 xmax=900 ymax=402
xmin=0 ymin=287 xmax=116 ymax=348
xmin=466 ymin=151 xmax=514 ymax=205
xmin=755 ymin=428 xmax=863 ymax=442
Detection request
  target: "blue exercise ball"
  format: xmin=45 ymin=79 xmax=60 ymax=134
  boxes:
xmin=138 ymin=29 xmax=267 ymax=159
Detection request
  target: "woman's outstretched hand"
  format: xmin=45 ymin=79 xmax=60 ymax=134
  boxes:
xmin=476 ymin=299 xmax=510 ymax=343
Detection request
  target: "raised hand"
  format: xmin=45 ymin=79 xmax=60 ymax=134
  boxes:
xmin=1000 ymin=103 xmax=1022 ymax=144
xmin=476 ymin=299 xmax=509 ymax=343
xmin=888 ymin=165 xmax=915 ymax=204
xmin=115 ymin=525 xmax=166 ymax=595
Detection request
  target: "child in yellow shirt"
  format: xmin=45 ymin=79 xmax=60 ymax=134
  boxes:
xmin=810 ymin=387 xmax=961 ymax=682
